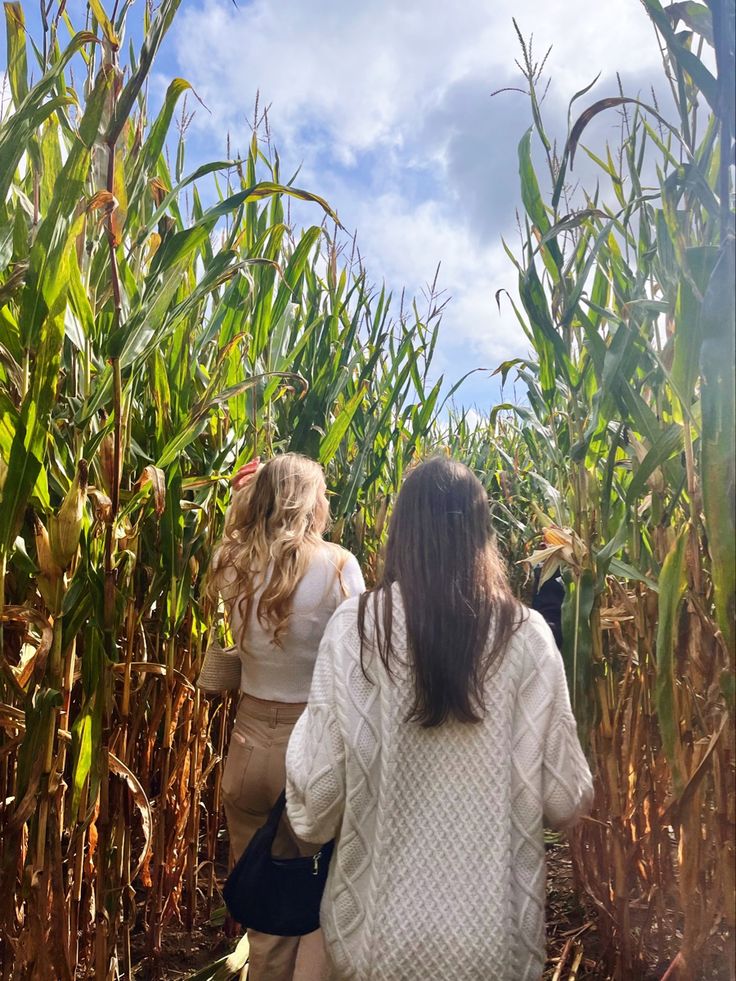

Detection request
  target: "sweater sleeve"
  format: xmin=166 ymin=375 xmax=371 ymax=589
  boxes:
xmin=542 ymin=641 xmax=594 ymax=830
xmin=285 ymin=615 xmax=347 ymax=843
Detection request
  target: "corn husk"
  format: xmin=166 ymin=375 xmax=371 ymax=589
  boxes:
xmin=49 ymin=460 xmax=88 ymax=570
xmin=33 ymin=513 xmax=63 ymax=610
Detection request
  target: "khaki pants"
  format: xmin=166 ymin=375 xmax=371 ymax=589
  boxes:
xmin=222 ymin=693 xmax=328 ymax=981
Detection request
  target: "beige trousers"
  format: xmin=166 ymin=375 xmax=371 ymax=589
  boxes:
xmin=222 ymin=692 xmax=328 ymax=981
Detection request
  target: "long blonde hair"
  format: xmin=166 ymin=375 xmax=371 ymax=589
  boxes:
xmin=208 ymin=454 xmax=330 ymax=646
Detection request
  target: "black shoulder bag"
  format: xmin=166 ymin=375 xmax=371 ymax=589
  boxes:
xmin=223 ymin=790 xmax=334 ymax=936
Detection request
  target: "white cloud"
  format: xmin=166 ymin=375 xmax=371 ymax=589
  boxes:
xmin=174 ymin=0 xmax=661 ymax=156
xmin=169 ymin=0 xmax=668 ymax=401
xmin=341 ymin=192 xmax=525 ymax=362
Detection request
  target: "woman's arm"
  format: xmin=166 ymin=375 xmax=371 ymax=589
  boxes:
xmin=285 ymin=615 xmax=348 ymax=842
xmin=338 ymin=553 xmax=366 ymax=600
xmin=541 ymin=639 xmax=594 ymax=830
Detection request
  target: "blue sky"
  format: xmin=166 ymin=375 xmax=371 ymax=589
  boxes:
xmin=9 ymin=0 xmax=669 ymax=410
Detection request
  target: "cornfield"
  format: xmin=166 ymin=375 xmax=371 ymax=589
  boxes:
xmin=0 ymin=1 xmax=733 ymax=979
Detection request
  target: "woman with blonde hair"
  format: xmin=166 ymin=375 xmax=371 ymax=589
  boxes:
xmin=208 ymin=453 xmax=364 ymax=981
xmin=286 ymin=456 xmax=592 ymax=980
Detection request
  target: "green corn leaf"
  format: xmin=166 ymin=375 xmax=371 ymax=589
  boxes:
xmin=0 ymin=66 xmax=111 ymax=553
xmin=14 ymin=687 xmax=61 ymax=807
xmin=518 ymin=129 xmax=563 ymax=277
xmin=69 ymin=696 xmax=95 ymax=820
xmin=560 ymin=219 xmax=616 ymax=327
xmin=4 ymin=2 xmax=29 ymax=107
xmin=155 ymin=374 xmax=304 ymax=469
xmin=61 ymin=574 xmax=95 ymax=655
xmin=518 ymin=261 xmax=567 ymax=402
xmin=608 ymin=558 xmax=660 ymax=591
xmin=561 ymin=568 xmax=595 ymax=739
xmin=198 ymin=182 xmax=338 ymax=229
xmin=0 ymin=303 xmax=66 ymax=552
xmin=699 ymin=240 xmax=735 ymax=654
xmin=129 ymin=76 xmax=190 ymax=203
xmin=567 ymin=95 xmax=688 ymax=171
xmin=666 ymin=1 xmax=714 ymax=45
xmin=88 ymin=0 xmax=118 ymax=44
xmin=20 ymin=65 xmax=112 ymax=350
xmin=551 ymin=72 xmax=602 ymax=210
xmin=105 ymin=0 xmax=181 ymax=145
xmin=0 ymin=94 xmax=78 ymax=208
xmin=270 ymin=226 xmax=323 ymax=336
xmin=518 ymin=129 xmax=549 ymax=231
xmin=643 ymin=0 xmax=719 ymax=110
xmin=671 ymin=246 xmax=719 ymax=410
xmin=626 ymin=425 xmax=684 ymax=504
xmin=319 ymin=384 xmax=367 ymax=466
xmin=595 ymin=519 xmax=629 ymax=586
xmin=66 ymin=251 xmax=95 ymax=349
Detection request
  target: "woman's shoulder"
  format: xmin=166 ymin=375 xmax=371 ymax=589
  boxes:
xmin=309 ymin=542 xmax=365 ymax=595
xmin=512 ymin=606 xmax=565 ymax=676
xmin=311 ymin=540 xmax=359 ymax=570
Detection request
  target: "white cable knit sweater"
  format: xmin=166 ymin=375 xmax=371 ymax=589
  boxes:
xmin=286 ymin=588 xmax=593 ymax=981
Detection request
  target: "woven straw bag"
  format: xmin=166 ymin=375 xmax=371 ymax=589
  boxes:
xmin=196 ymin=643 xmax=241 ymax=693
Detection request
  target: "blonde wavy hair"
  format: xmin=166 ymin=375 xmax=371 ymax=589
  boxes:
xmin=207 ymin=454 xmax=332 ymax=647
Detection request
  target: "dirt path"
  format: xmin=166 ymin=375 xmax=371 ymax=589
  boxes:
xmin=136 ymin=838 xmax=608 ymax=979
xmin=543 ymin=840 xmax=607 ymax=979
xmin=139 ymin=837 xmax=732 ymax=980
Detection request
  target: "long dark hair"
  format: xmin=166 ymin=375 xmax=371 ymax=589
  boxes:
xmin=358 ymin=456 xmax=524 ymax=727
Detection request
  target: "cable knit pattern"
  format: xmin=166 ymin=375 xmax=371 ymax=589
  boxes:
xmin=286 ymin=589 xmax=593 ymax=981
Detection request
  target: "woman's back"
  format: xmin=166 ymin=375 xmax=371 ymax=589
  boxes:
xmin=286 ymin=458 xmax=592 ymax=980
xmin=228 ymin=542 xmax=363 ymax=701
xmin=286 ymin=588 xmax=592 ymax=981
xmin=357 ymin=587 xmax=519 ymax=978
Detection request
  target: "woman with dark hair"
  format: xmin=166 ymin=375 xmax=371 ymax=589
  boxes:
xmin=285 ymin=457 xmax=592 ymax=980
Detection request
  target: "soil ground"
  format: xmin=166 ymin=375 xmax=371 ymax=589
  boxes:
xmin=132 ymin=838 xmax=733 ymax=981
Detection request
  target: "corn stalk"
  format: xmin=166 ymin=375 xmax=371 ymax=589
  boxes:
xmin=497 ymin=4 xmax=734 ymax=975
xmin=0 ymin=3 xmax=449 ymax=976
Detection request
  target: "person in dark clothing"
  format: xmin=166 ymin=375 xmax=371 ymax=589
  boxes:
xmin=531 ymin=569 xmax=564 ymax=649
